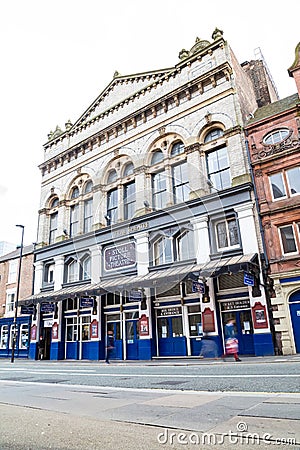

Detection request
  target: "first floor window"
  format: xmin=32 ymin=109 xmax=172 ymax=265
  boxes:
xmin=216 ymin=218 xmax=239 ymax=250
xmin=67 ymin=259 xmax=79 ymax=283
xmin=279 ymin=225 xmax=298 ymax=254
xmin=6 ymin=293 xmax=15 ymax=313
xmin=154 ymin=236 xmax=173 ymax=265
xmin=0 ymin=325 xmax=8 ymax=349
xmin=286 ymin=167 xmax=300 ymax=195
xmin=176 ymin=230 xmax=195 ymax=261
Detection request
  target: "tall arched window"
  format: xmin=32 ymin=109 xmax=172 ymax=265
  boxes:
xmin=49 ymin=197 xmax=59 ymax=244
xmin=207 ymin=146 xmax=231 ymax=190
xmin=170 ymin=141 xmax=184 ymax=157
xmin=83 ymin=181 xmax=93 ymax=233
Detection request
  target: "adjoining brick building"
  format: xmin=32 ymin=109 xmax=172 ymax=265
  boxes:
xmin=245 ymin=42 xmax=300 ymax=355
xmin=22 ymin=29 xmax=277 ymax=361
xmin=0 ymin=245 xmax=34 ymax=358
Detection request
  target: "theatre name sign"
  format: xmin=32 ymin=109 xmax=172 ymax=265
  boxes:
xmin=104 ymin=242 xmax=136 ymax=271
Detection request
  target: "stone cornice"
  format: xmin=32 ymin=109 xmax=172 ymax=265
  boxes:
xmin=40 ymin=61 xmax=233 ymax=175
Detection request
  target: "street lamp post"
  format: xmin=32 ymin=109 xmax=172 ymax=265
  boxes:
xmin=11 ymin=225 xmax=25 ymax=363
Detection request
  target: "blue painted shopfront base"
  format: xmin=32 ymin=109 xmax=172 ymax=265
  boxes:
xmin=29 ymin=343 xmax=37 ymax=359
xmin=158 ymin=337 xmax=187 ymax=357
xmin=253 ymin=333 xmax=274 ymax=356
xmin=192 ymin=336 xmax=222 ymax=357
xmin=138 ymin=339 xmax=152 ymax=360
xmin=50 ymin=342 xmax=65 ymax=360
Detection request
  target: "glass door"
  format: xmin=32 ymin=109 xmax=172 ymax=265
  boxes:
xmin=222 ymin=310 xmax=254 ymax=355
xmin=125 ymin=311 xmax=139 ymax=360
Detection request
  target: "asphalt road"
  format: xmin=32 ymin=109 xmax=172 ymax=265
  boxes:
xmin=0 ymin=356 xmax=299 ymax=393
xmin=0 ymin=357 xmax=299 ymax=449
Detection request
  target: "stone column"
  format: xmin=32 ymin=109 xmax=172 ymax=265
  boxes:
xmin=33 ymin=261 xmax=44 ymax=294
xmin=53 ymin=256 xmax=65 ymax=291
xmin=190 ymin=216 xmax=210 ymax=264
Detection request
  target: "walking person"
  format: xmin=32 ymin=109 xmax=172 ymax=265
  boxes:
xmin=38 ymin=335 xmax=45 ymax=360
xmin=105 ymin=330 xmax=115 ymax=364
xmin=223 ymin=319 xmax=241 ymax=362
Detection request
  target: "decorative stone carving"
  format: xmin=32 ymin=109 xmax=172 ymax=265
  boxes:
xmin=212 ymin=28 xmax=223 ymax=40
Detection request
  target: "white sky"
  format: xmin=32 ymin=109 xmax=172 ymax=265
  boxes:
xmin=0 ymin=0 xmax=299 ymax=246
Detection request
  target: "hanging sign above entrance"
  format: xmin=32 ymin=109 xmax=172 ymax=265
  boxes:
xmin=80 ymin=297 xmax=94 ymax=308
xmin=41 ymin=302 xmax=55 ymax=313
xmin=192 ymin=280 xmax=205 ymax=294
xmin=244 ymin=272 xmax=255 ymax=286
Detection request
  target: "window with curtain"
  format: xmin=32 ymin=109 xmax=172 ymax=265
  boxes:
xmin=216 ymin=218 xmax=239 ymax=250
xmin=279 ymin=225 xmax=297 ymax=254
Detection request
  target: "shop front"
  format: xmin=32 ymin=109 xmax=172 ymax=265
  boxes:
xmin=0 ymin=316 xmax=31 ymax=359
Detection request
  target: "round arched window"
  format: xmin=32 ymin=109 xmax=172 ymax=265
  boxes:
xmin=204 ymin=128 xmax=224 ymax=143
xmin=107 ymin=169 xmax=117 ymax=183
xmin=84 ymin=180 xmax=93 ymax=194
xmin=170 ymin=141 xmax=184 ymax=157
xmin=50 ymin=197 xmax=59 ymax=208
xmin=123 ymin=163 xmax=134 ymax=177
xmin=151 ymin=150 xmax=164 ymax=165
xmin=71 ymin=187 xmax=79 ymax=199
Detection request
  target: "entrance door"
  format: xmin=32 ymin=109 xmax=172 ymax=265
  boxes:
xmin=43 ymin=328 xmax=52 ymax=360
xmin=125 ymin=319 xmax=139 ymax=360
xmin=289 ymin=291 xmax=300 ymax=353
xmin=106 ymin=314 xmax=123 ymax=360
xmin=65 ymin=316 xmax=91 ymax=360
xmin=157 ymin=315 xmax=186 ymax=356
xmin=223 ymin=310 xmax=254 ymax=355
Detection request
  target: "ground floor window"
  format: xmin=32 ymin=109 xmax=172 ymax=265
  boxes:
xmin=0 ymin=325 xmax=8 ymax=349
xmin=19 ymin=324 xmax=29 ymax=349
xmin=66 ymin=317 xmax=78 ymax=341
xmin=187 ymin=304 xmax=202 ymax=336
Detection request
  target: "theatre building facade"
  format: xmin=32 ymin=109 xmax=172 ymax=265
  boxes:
xmin=23 ymin=30 xmax=277 ymax=360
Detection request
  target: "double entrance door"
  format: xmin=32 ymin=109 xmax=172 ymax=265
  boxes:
xmin=65 ymin=315 xmax=91 ymax=360
xmin=222 ymin=310 xmax=254 ymax=355
xmin=106 ymin=311 xmax=139 ymax=360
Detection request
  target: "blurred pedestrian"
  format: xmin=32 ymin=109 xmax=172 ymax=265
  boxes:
xmin=105 ymin=330 xmax=115 ymax=364
xmin=223 ymin=319 xmax=241 ymax=362
xmin=199 ymin=333 xmax=219 ymax=359
xmin=38 ymin=335 xmax=45 ymax=360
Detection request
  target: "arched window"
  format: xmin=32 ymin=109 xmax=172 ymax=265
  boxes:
xmin=71 ymin=186 xmax=79 ymax=199
xmin=50 ymin=197 xmax=59 ymax=208
xmin=123 ymin=162 xmax=134 ymax=177
xmin=204 ymin=128 xmax=224 ymax=143
xmin=170 ymin=141 xmax=184 ymax=157
xmin=151 ymin=150 xmax=164 ymax=165
xmin=84 ymin=180 xmax=93 ymax=194
xmin=81 ymin=256 xmax=91 ymax=280
xmin=107 ymin=169 xmax=117 ymax=183
xmin=67 ymin=259 xmax=79 ymax=283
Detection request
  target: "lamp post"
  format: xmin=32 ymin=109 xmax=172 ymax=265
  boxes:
xmin=11 ymin=225 xmax=25 ymax=363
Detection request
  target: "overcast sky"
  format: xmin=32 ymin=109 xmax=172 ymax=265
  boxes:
xmin=0 ymin=0 xmax=299 ymax=246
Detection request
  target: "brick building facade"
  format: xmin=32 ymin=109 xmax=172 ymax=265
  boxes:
xmin=245 ymin=42 xmax=300 ymax=355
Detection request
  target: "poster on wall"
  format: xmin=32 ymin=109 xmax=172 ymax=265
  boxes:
xmin=252 ymin=302 xmax=268 ymax=329
xmin=90 ymin=319 xmax=98 ymax=339
xmin=139 ymin=314 xmax=149 ymax=336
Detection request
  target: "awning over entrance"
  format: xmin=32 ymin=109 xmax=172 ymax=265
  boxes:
xmin=20 ymin=283 xmax=98 ymax=305
xmin=21 ymin=253 xmax=258 ymax=304
xmin=197 ymin=253 xmax=258 ymax=277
